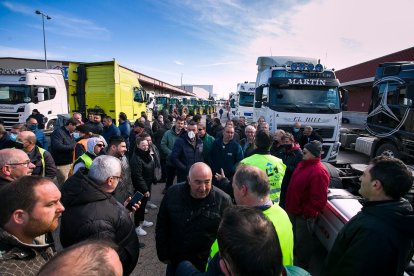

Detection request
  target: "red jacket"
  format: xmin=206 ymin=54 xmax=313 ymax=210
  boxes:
xmin=285 ymin=158 xmax=329 ymax=218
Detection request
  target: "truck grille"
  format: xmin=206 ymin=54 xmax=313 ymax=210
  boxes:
xmin=0 ymin=112 xmax=20 ymax=130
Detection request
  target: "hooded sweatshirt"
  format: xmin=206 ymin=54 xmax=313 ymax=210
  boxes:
xmin=72 ymin=137 xmax=104 ymax=174
xmin=322 ymin=198 xmax=414 ymax=276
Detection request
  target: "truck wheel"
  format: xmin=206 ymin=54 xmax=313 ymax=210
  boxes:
xmin=322 ymin=162 xmax=343 ymax=188
xmin=376 ymin=143 xmax=400 ymax=159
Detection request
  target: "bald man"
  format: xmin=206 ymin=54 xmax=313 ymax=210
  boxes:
xmin=0 ymin=148 xmax=35 ymax=187
xmin=16 ymin=131 xmax=57 ymax=179
xmin=156 ymin=162 xmax=233 ymax=274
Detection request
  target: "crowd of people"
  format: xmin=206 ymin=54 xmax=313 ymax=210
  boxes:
xmin=0 ymin=107 xmax=413 ymax=276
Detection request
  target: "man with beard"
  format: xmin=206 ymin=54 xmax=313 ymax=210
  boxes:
xmin=0 ymin=176 xmax=64 ymax=275
xmin=106 ymin=136 xmax=134 ymax=204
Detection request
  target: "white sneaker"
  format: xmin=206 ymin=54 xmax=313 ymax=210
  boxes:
xmin=147 ymin=202 xmax=158 ymax=209
xmin=141 ymin=220 xmax=154 ymax=227
xmin=145 ymin=208 xmax=148 ymax=214
xmin=135 ymin=226 xmax=147 ymax=236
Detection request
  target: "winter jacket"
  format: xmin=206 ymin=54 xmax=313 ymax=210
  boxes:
xmin=112 ymin=156 xmax=134 ymax=203
xmin=0 ymin=228 xmax=54 ymax=275
xmin=153 ymin=125 xmax=169 ymax=159
xmin=50 ymin=126 xmax=76 ymax=165
xmin=27 ymin=146 xmax=57 ymax=178
xmin=160 ymin=126 xmax=184 ymax=165
xmin=285 ymin=158 xmax=329 ymax=218
xmin=170 ymin=132 xmax=204 ymax=181
xmin=200 ymin=133 xmax=215 ymax=165
xmin=278 ymin=143 xmax=303 ymax=208
xmin=60 ymin=170 xmax=140 ymax=275
xmin=239 ymin=138 xmax=255 ymax=158
xmin=156 ymin=183 xmax=232 ymax=271
xmin=0 ymin=132 xmax=14 ymax=150
xmin=322 ymin=199 xmax=414 ymax=276
xmin=129 ymin=148 xmax=155 ymax=193
xmin=33 ymin=128 xmax=48 ymax=150
xmin=118 ymin=120 xmax=131 ymax=148
xmin=210 ymin=137 xmax=244 ymax=182
xmin=102 ymin=124 xmax=121 ymax=143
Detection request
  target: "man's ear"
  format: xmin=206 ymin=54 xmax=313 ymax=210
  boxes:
xmin=219 ymin=258 xmax=231 ymax=276
xmin=1 ymin=165 xmax=11 ymax=176
xmin=11 ymin=210 xmax=28 ymax=225
xmin=372 ymin=179 xmax=383 ymax=191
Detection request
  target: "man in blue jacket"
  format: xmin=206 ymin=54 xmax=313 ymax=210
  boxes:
xmin=210 ymin=125 xmax=243 ymax=196
xmin=102 ymin=116 xmax=121 ymax=144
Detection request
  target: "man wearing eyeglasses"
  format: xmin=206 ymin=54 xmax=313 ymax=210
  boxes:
xmin=0 ymin=148 xmax=35 ymax=188
xmin=285 ymin=140 xmax=329 ymax=270
xmin=60 ymin=155 xmax=140 ymax=275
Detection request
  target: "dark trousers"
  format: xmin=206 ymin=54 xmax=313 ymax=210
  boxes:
xmin=160 ymin=158 xmax=167 ymax=181
xmin=166 ymin=164 xmax=176 ymax=189
xmin=289 ymin=214 xmax=315 ymax=270
xmin=134 ymin=195 xmax=148 ymax=225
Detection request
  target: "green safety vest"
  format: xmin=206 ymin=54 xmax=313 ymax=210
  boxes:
xmin=75 ymin=153 xmax=93 ymax=169
xmin=207 ymin=204 xmax=294 ymax=268
xmin=241 ymin=154 xmax=286 ymax=203
xmin=37 ymin=146 xmax=46 ymax=177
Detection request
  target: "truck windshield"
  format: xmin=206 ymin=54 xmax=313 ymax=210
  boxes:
xmin=190 ymin=99 xmax=197 ymax=105
xmin=0 ymin=85 xmax=32 ymax=104
xmin=268 ymin=86 xmax=340 ymax=113
xmin=239 ymin=92 xmax=254 ymax=107
xmin=157 ymin=97 xmax=168 ymax=104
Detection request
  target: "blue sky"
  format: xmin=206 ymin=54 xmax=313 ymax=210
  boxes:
xmin=1 ymin=0 xmax=413 ymax=98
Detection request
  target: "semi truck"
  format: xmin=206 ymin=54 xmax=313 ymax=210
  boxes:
xmin=0 ymin=60 xmax=148 ymax=131
xmin=235 ymin=81 xmax=255 ymax=123
xmin=0 ymin=68 xmax=68 ymax=130
xmin=68 ymin=60 xmax=147 ymax=124
xmin=254 ymin=56 xmax=342 ymax=162
xmin=343 ymin=62 xmax=414 ymax=161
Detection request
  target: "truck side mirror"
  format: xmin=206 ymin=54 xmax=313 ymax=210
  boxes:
xmin=255 ymin=85 xmax=264 ymax=108
xmin=37 ymin=87 xmax=45 ymax=102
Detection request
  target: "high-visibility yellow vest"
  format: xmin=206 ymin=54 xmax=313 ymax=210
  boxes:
xmin=75 ymin=153 xmax=93 ymax=169
xmin=37 ymin=146 xmax=46 ymax=177
xmin=241 ymin=154 xmax=286 ymax=203
xmin=207 ymin=204 xmax=294 ymax=268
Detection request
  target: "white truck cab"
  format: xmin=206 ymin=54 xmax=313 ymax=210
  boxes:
xmin=0 ymin=68 xmax=68 ymax=131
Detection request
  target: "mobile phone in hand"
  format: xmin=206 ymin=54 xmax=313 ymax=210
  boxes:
xmin=126 ymin=191 xmax=144 ymax=211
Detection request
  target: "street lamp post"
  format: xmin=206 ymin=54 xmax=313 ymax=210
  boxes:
xmin=35 ymin=10 xmax=51 ymax=69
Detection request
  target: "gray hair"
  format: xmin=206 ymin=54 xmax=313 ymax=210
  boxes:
xmin=304 ymin=125 xmax=313 ymax=131
xmin=245 ymin=125 xmax=256 ymax=134
xmin=88 ymin=155 xmax=121 ymax=185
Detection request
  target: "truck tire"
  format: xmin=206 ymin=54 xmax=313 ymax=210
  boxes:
xmin=376 ymin=143 xmax=400 ymax=159
xmin=322 ymin=162 xmax=343 ymax=188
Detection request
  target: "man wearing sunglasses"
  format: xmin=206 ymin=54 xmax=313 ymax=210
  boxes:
xmin=72 ymin=137 xmax=106 ymax=175
xmin=0 ymin=148 xmax=35 ymax=188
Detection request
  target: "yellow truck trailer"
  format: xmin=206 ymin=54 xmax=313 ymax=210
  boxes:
xmin=68 ymin=60 xmax=147 ymax=122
